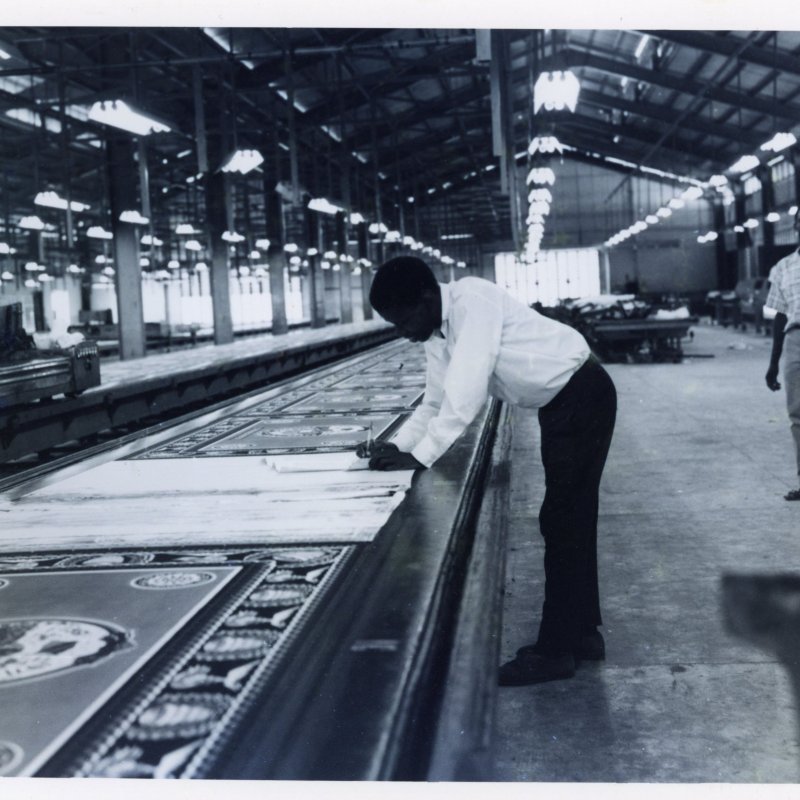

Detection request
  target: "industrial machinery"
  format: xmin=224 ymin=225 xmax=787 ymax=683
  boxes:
xmin=0 ymin=302 xmax=101 ymax=408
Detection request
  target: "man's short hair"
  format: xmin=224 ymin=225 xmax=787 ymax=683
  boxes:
xmin=369 ymin=256 xmax=438 ymax=313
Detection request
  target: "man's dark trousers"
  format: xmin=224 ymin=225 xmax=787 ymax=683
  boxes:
xmin=534 ymin=355 xmax=617 ymax=657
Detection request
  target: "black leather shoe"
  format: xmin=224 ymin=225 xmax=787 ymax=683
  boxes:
xmin=575 ymin=631 xmax=605 ymax=661
xmin=515 ymin=631 xmax=605 ymax=663
xmin=498 ymin=652 xmax=575 ymax=686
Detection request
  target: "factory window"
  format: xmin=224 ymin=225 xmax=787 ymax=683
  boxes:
xmin=494 ymin=248 xmax=601 ymax=307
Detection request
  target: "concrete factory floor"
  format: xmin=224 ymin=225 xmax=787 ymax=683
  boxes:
xmin=494 ymin=320 xmax=800 ymax=783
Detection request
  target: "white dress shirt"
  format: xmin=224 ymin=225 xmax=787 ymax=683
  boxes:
xmin=766 ymin=249 xmax=800 ymax=330
xmin=391 ymin=277 xmax=590 ymax=467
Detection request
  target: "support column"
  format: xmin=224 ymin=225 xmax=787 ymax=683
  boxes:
xmin=106 ymin=135 xmax=145 ymax=359
xmin=760 ymin=166 xmax=776 ymax=275
xmin=205 ymin=166 xmax=234 ymax=344
xmin=267 ymin=195 xmax=288 ymax=335
xmin=599 ymin=248 xmax=611 ymax=294
xmin=306 ymin=207 xmax=326 ymax=327
xmin=357 ymin=221 xmax=373 ymax=319
xmin=336 ymin=211 xmax=353 ymax=323
xmin=712 ymin=200 xmax=730 ymax=289
xmin=734 ymin=186 xmax=751 ymax=281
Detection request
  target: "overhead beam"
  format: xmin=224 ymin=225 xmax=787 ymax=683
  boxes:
xmin=646 ymin=30 xmax=800 ymax=77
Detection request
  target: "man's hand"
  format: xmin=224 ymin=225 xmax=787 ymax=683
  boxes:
xmin=766 ymin=364 xmax=782 ymax=391
xmin=369 ymin=447 xmax=425 ymax=471
xmin=355 ymin=440 xmax=399 ymax=459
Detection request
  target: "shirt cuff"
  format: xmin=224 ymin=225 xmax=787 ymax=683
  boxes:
xmin=410 ymin=437 xmax=444 ymax=468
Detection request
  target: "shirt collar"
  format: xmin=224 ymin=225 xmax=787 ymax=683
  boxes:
xmin=437 ymin=281 xmax=451 ymax=339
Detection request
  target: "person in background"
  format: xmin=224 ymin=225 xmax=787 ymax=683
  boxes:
xmin=765 ymin=208 xmax=800 ymax=501
xmin=358 ymin=256 xmax=617 ymax=685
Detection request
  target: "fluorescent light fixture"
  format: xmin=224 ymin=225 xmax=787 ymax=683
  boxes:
xmin=527 ymin=167 xmax=556 ymax=186
xmin=682 ymin=187 xmax=704 ymax=200
xmin=254 ymin=267 xmax=268 ymax=277
xmin=320 ymin=261 xmax=331 ymax=270
xmin=289 ymin=255 xmax=302 ymax=266
xmin=349 ymin=212 xmax=366 ymax=225
xmin=441 ymin=256 xmax=455 ymax=265
xmin=307 ymin=248 xmax=319 ymax=256
xmin=283 ymin=243 xmax=299 ymax=253
xmin=368 ymin=222 xmax=389 ymax=235
xmin=120 ymin=210 xmax=149 ymax=225
xmin=743 ymin=218 xmax=759 ymax=229
xmin=34 ymin=190 xmax=90 ymax=212
xmin=175 ymin=223 xmax=200 ymax=235
xmin=534 ymin=71 xmax=580 ymax=113
xmin=185 ymin=240 xmax=202 ymax=251
xmin=760 ymin=132 xmax=797 ymax=153
xmin=402 ymin=236 xmax=416 ymax=247
xmin=177 ymin=149 xmax=192 ymax=159
xmin=95 ymin=254 xmax=107 ymax=264
xmin=766 ymin=212 xmax=781 ymax=222
xmin=440 ymin=233 xmax=473 ymax=241
xmin=19 ymin=215 xmax=45 ymax=230
xmin=790 ymin=205 xmax=798 ymax=216
xmin=195 ymin=262 xmax=208 ymax=272
xmin=734 ymin=224 xmax=745 ymax=233
xmin=323 ymin=251 xmax=337 ymax=260
xmin=0 ymin=48 xmax=11 ymax=60
xmin=249 ymin=250 xmax=261 ymax=259
xmin=528 ymin=201 xmax=551 ymax=216
xmin=67 ymin=264 xmax=82 ymax=274
xmin=255 ymin=238 xmax=271 ymax=250
xmin=708 ymin=174 xmax=728 ymax=187
xmin=102 ymin=266 xmax=116 ymax=276
xmin=528 ymin=136 xmax=564 ymax=155
xmin=358 ymin=258 xmax=372 ymax=268
xmin=730 ymin=154 xmax=760 ymax=173
xmin=139 ymin=257 xmax=150 ymax=267
xmin=238 ymin=265 xmax=251 ymax=276
xmin=168 ymin=259 xmax=180 ymax=269
xmin=634 ymin=34 xmax=650 ymax=60
xmin=220 ymin=149 xmax=264 ymax=175
xmin=1 ymin=270 xmax=14 ymax=280
xmin=528 ymin=188 xmax=553 ymax=204
xmin=705 ymin=231 xmax=718 ymax=241
xmin=646 ymin=215 xmax=659 ymax=224
xmin=24 ymin=278 xmax=37 ymax=288
xmin=86 ymin=225 xmax=113 ymax=240
xmin=221 ymin=230 xmax=245 ymax=243
xmin=0 ymin=243 xmax=10 ymax=254
xmin=141 ymin=234 xmax=163 ymax=246
xmin=527 ymin=214 xmax=546 ymax=225
xmin=24 ymin=261 xmax=39 ymax=272
xmin=767 ymin=155 xmax=785 ymax=167
xmin=457 ymin=261 xmax=466 ymax=268
xmin=656 ymin=207 xmax=672 ymax=218
xmin=668 ymin=198 xmax=685 ymax=209
xmin=308 ymin=197 xmax=344 ymax=215
xmin=38 ymin=273 xmax=54 ymax=282
xmin=89 ymin=100 xmax=170 ymax=136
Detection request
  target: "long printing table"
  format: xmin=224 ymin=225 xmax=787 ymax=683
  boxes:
xmin=0 ymin=339 xmax=508 ymax=780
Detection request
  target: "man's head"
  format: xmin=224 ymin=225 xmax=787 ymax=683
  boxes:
xmin=369 ymin=257 xmax=442 ymax=343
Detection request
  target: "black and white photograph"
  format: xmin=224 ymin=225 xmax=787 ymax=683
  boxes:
xmin=2 ymin=3 xmax=800 ymax=798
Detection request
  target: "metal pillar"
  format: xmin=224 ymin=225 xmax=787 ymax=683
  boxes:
xmin=305 ymin=207 xmax=326 ymax=327
xmin=336 ymin=211 xmax=353 ymax=323
xmin=204 ymin=165 xmax=234 ymax=345
xmin=712 ymin=200 xmax=730 ymax=289
xmin=356 ymin=221 xmax=373 ymax=319
xmin=734 ymin=187 xmax=751 ymax=281
xmin=106 ymin=135 xmax=145 ymax=360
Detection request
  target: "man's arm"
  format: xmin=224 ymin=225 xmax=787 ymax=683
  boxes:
xmin=767 ymin=311 xmax=787 ymax=391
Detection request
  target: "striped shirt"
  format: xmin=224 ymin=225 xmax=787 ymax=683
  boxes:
xmin=766 ymin=249 xmax=800 ymax=331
